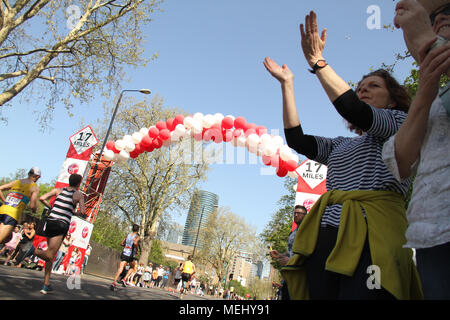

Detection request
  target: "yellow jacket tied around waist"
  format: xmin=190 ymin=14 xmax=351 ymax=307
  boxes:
xmin=281 ymin=190 xmax=423 ymax=300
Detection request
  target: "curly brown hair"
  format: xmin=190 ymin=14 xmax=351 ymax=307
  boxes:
xmin=348 ymin=69 xmax=411 ymax=135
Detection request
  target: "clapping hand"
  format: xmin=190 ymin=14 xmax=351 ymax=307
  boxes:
xmin=263 ymin=57 xmax=294 ymax=84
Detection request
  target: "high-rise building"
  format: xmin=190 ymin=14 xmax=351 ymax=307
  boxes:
xmin=182 ymin=190 xmax=219 ymax=248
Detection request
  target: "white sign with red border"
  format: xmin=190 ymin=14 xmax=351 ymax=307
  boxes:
xmin=69 ymin=126 xmax=99 ymax=155
xmin=68 ymin=216 xmax=94 ymax=249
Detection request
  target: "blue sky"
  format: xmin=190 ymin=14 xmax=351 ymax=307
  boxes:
xmin=0 ymin=0 xmax=414 ymax=234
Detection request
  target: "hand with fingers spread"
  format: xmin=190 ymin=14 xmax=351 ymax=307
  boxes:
xmin=263 ymin=57 xmax=294 ymax=84
xmin=299 ymin=10 xmax=327 ymax=68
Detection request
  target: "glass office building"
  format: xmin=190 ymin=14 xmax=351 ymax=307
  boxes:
xmin=182 ymin=190 xmax=219 ymax=248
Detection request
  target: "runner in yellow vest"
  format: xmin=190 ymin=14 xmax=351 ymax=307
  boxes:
xmin=179 ymin=255 xmax=196 ymax=295
xmin=0 ymin=167 xmax=40 ymax=244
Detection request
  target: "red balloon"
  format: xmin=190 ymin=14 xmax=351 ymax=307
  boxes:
xmin=245 ymin=122 xmax=257 ymax=132
xmin=233 ymin=128 xmax=244 ymax=138
xmin=256 ymin=126 xmax=268 ymax=136
xmin=276 ymin=166 xmax=288 ymax=177
xmin=106 ymin=140 xmax=116 ymax=150
xmin=244 ymin=128 xmax=257 ymax=137
xmin=130 ymin=150 xmax=139 ymax=159
xmin=148 ymin=127 xmax=159 ymax=138
xmin=222 ymin=117 xmax=234 ymax=129
xmin=222 ymin=129 xmax=234 ymax=142
xmin=156 ymin=121 xmax=167 ymax=130
xmin=262 ymin=155 xmax=272 ymax=166
xmin=285 ymin=160 xmax=298 ymax=171
xmin=193 ymin=133 xmax=203 ymax=141
xmin=143 ymin=144 xmax=154 ymax=152
xmin=234 ymin=116 xmax=246 ymax=130
xmin=174 ymin=114 xmax=185 ymax=126
xmin=159 ymin=129 xmax=171 ymax=141
xmin=140 ymin=135 xmax=152 ymax=147
xmin=152 ymin=138 xmax=163 ymax=148
xmin=134 ymin=144 xmax=142 ymax=154
xmin=166 ymin=118 xmax=175 ymax=131
xmin=270 ymin=155 xmax=280 ymax=168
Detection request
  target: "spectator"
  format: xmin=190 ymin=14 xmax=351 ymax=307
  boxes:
xmin=151 ymin=266 xmax=159 ymax=288
xmin=15 ymin=222 xmax=36 ymax=268
xmin=81 ymin=243 xmax=92 ymax=274
xmin=134 ymin=262 xmax=144 ymax=287
xmin=52 ymin=234 xmax=72 ymax=273
xmin=173 ymin=262 xmax=183 ymax=289
xmin=161 ymin=267 xmax=170 ymax=289
xmin=0 ymin=226 xmax=22 ymax=258
xmin=263 ymin=11 xmax=422 ymax=299
xmin=143 ymin=262 xmax=152 ymax=288
xmin=382 ymin=0 xmax=450 ymax=299
xmin=3 ymin=223 xmax=28 ymax=265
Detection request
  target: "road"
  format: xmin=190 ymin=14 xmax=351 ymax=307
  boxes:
xmin=0 ymin=264 xmax=212 ymax=300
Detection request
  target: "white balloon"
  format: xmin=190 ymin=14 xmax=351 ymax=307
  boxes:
xmin=183 ymin=116 xmax=194 ymax=129
xmin=139 ymin=128 xmax=149 ymax=136
xmin=279 ymin=145 xmax=292 ymax=161
xmin=132 ymin=132 xmax=144 ymax=144
xmin=104 ymin=149 xmax=115 ymax=160
xmin=192 ymin=120 xmax=203 ymax=134
xmin=272 ymin=135 xmax=284 ymax=147
xmin=119 ymin=150 xmax=130 ymax=160
xmin=247 ymin=133 xmax=260 ymax=147
xmin=202 ymin=114 xmax=214 ymax=128
xmin=115 ymin=139 xmax=125 ymax=151
xmin=260 ymin=134 xmax=272 ymax=147
xmin=124 ymin=141 xmax=135 ymax=152
xmin=237 ymin=135 xmax=247 ymax=147
xmin=175 ymin=124 xmax=186 ymax=135
xmin=213 ymin=113 xmax=224 ymax=124
xmin=193 ymin=112 xmax=204 ymax=122
xmin=123 ymin=135 xmax=133 ymax=143
xmin=263 ymin=143 xmax=277 ymax=156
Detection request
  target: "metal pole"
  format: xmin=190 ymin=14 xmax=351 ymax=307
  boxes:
xmin=192 ymin=206 xmax=205 ymax=257
xmin=86 ymin=89 xmax=150 ymax=195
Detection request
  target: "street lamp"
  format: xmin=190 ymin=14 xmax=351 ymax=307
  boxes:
xmin=87 ymin=88 xmax=151 ymax=194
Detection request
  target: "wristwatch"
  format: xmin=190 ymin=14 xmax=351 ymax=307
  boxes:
xmin=309 ymin=59 xmax=327 ymax=74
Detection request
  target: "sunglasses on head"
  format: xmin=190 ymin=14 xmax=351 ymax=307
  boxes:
xmin=430 ymin=4 xmax=450 ymax=26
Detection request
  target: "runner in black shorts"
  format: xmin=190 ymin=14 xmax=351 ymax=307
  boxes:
xmin=35 ymin=174 xmax=86 ymax=294
xmin=111 ymin=224 xmax=140 ymax=289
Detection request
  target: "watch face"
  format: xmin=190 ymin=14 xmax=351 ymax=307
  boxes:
xmin=317 ymin=60 xmax=327 ymax=67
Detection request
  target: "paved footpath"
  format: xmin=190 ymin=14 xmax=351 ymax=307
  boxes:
xmin=0 ymin=264 xmax=212 ymax=300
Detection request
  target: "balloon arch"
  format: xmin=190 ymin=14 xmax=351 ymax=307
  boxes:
xmin=103 ymin=113 xmax=300 ymax=178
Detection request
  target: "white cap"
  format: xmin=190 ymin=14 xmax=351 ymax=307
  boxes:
xmin=29 ymin=166 xmax=41 ymax=176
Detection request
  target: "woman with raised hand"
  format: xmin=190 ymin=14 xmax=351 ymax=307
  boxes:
xmin=263 ymin=11 xmax=422 ymax=300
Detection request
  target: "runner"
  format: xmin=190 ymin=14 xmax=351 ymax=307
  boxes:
xmin=110 ymin=224 xmax=140 ymax=290
xmin=179 ymin=255 xmax=196 ymax=296
xmin=34 ymin=173 xmax=86 ymax=294
xmin=0 ymin=167 xmax=40 ymax=244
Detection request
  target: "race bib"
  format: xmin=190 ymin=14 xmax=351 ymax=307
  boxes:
xmin=5 ymin=193 xmax=24 ymax=207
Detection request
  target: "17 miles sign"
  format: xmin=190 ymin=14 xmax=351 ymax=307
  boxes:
xmin=69 ymin=126 xmax=98 ymax=155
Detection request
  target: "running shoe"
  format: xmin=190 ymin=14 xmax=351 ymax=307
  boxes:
xmin=121 ymin=279 xmax=128 ymax=287
xmin=40 ymin=284 xmax=53 ymax=294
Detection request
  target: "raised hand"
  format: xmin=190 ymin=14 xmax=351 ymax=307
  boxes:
xmin=300 ymin=11 xmax=327 ymax=68
xmin=394 ymin=0 xmax=436 ymax=63
xmin=263 ymin=57 xmax=294 ymax=84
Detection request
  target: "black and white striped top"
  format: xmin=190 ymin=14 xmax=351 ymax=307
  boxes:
xmin=285 ymin=90 xmax=412 ymax=228
xmin=49 ymin=188 xmax=76 ymax=225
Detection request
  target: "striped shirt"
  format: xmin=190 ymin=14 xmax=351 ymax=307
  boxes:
xmin=49 ymin=188 xmax=76 ymax=224
xmin=313 ymin=107 xmax=412 ymax=227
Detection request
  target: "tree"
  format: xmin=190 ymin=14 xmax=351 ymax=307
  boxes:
xmin=195 ymin=206 xmax=258 ymax=286
xmin=0 ymin=0 xmax=162 ymax=126
xmin=98 ymin=95 xmax=209 ymax=266
xmin=260 ymin=177 xmax=297 ymax=270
